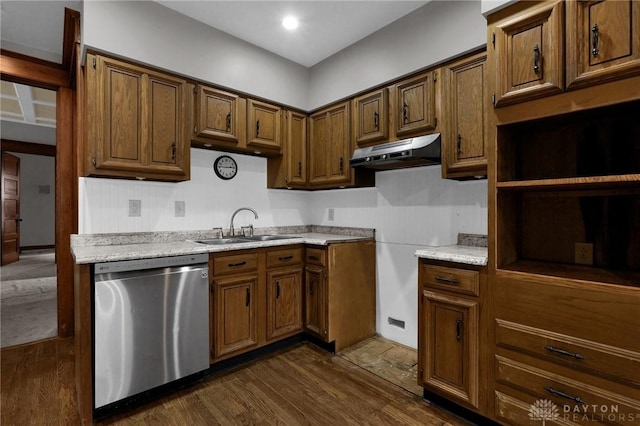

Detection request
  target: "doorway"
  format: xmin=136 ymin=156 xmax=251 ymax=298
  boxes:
xmin=1 ymin=81 xmax=58 ymax=347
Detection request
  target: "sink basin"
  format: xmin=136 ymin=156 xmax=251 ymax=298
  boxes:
xmin=241 ymin=235 xmax=300 ymax=241
xmin=193 ymin=238 xmax=251 ymax=245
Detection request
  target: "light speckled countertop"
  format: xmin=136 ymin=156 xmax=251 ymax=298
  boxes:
xmin=414 ymin=234 xmax=488 ymax=266
xmin=71 ymin=226 xmax=374 ymax=264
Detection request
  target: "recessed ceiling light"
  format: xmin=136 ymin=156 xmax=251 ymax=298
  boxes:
xmin=282 ymin=16 xmax=298 ymax=30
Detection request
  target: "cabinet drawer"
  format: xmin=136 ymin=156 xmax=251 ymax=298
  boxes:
xmin=305 ymin=247 xmax=326 ymax=266
xmin=267 ymin=247 xmax=303 ymax=268
xmin=495 ymin=390 xmax=577 ymax=426
xmin=496 ymin=355 xmax=640 ymax=425
xmin=421 ymin=264 xmax=479 ymax=296
xmin=212 ymin=252 xmax=258 ymax=276
xmin=496 ymin=319 xmax=640 ymax=387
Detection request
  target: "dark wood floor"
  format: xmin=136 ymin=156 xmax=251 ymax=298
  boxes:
xmin=1 ymin=338 xmax=468 ymax=425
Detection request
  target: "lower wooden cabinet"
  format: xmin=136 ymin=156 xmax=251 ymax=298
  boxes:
xmin=304 ymin=264 xmax=327 ymax=338
xmin=266 ymin=266 xmax=303 ymax=341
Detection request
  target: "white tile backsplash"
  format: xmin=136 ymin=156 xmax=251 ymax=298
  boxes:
xmin=79 ymin=149 xmax=488 ymax=348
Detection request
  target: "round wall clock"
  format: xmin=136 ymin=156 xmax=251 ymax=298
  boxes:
xmin=213 ymin=155 xmax=238 ymax=180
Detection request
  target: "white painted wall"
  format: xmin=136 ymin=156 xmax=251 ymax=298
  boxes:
xmin=79 ymin=149 xmax=309 ymax=234
xmin=14 ymin=153 xmax=55 ymax=247
xmin=307 ymin=167 xmax=487 ymax=348
xmin=481 ymin=0 xmax=517 ymax=17
xmin=307 ymin=0 xmax=487 ymax=110
xmin=82 ymin=1 xmax=310 ymax=109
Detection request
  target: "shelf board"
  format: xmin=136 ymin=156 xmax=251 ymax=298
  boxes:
xmin=498 ymin=260 xmax=640 ymax=288
xmin=496 ymin=174 xmax=640 ymax=192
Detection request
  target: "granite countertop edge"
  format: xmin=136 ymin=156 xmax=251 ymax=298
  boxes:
xmin=414 ymin=234 xmax=488 ymax=266
xmin=71 ymin=226 xmax=375 ymax=264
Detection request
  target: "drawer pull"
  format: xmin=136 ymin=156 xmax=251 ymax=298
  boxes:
xmin=278 ymin=255 xmax=293 ymax=261
xmin=308 ymin=255 xmax=320 ymax=261
xmin=228 ymin=261 xmax=247 ymax=267
xmin=545 ymin=387 xmax=584 ymax=404
xmin=435 ymin=276 xmax=459 ymax=284
xmin=545 ymin=346 xmax=584 ymax=360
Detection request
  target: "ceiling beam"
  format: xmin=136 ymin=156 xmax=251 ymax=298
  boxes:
xmin=0 ymin=50 xmax=69 ymax=89
xmin=1 ymin=139 xmax=56 ymax=157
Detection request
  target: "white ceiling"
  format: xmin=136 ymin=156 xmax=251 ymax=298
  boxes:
xmin=156 ymin=1 xmax=429 ymax=67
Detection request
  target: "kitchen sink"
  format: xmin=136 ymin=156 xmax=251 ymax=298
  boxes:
xmin=193 ymin=238 xmax=251 ymax=245
xmin=241 ymin=235 xmax=300 ymax=241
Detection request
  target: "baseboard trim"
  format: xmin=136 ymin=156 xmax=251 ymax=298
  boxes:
xmin=20 ymin=245 xmax=55 ymax=251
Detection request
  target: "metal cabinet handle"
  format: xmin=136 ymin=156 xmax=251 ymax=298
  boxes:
xmin=278 ymin=255 xmax=293 ymax=261
xmin=403 ymin=103 xmax=409 ymax=123
xmin=533 ymin=44 xmax=540 ymax=74
xmin=226 ymin=112 xmax=231 ymax=131
xmin=592 ymin=24 xmax=599 ymax=57
xmin=228 ymin=261 xmax=246 ymax=267
xmin=245 ymin=288 xmax=250 ymax=306
xmin=309 ymin=255 xmax=320 ymax=261
xmin=171 ymin=142 xmax=176 ymax=160
xmin=276 ymin=281 xmax=280 ymax=299
xmin=339 ymin=156 xmax=344 ymax=173
xmin=310 ymin=280 xmax=314 ymax=295
xmin=456 ymin=318 xmax=462 ymax=342
xmin=256 ymin=119 xmax=260 ymax=136
xmin=456 ymin=134 xmax=462 ymax=155
xmin=298 ymin=161 xmax=302 ymax=177
xmin=374 ymin=111 xmax=379 ymax=129
xmin=435 ymin=276 xmax=460 ymax=284
xmin=545 ymin=346 xmax=584 ymax=360
xmin=545 ymin=387 xmax=584 ymax=404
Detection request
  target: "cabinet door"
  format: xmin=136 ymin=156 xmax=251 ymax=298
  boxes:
xmin=304 ymin=265 xmax=327 ymax=339
xmin=566 ymin=0 xmax=640 ymax=89
xmin=353 ymin=88 xmax=388 ymax=146
xmin=247 ymin=99 xmax=281 ymax=151
xmin=147 ymin=74 xmax=186 ymax=171
xmin=395 ymin=72 xmax=436 ymax=137
xmin=443 ymin=53 xmax=488 ymax=179
xmin=285 ymin=111 xmax=307 ymax=187
xmin=420 ymin=289 xmax=479 ymax=408
xmin=267 ymin=267 xmax=303 ymax=341
xmin=195 ymin=86 xmax=240 ymax=143
xmin=213 ymin=274 xmax=258 ymax=358
xmin=308 ymin=102 xmax=351 ymax=186
xmin=96 ymin=55 xmax=144 ymax=171
xmin=494 ymin=1 xmax=564 ymax=107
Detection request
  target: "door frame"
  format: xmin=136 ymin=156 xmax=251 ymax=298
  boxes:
xmin=0 ymin=8 xmax=80 ymax=338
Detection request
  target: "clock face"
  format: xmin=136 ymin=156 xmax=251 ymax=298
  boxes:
xmin=214 ymin=155 xmax=238 ymax=180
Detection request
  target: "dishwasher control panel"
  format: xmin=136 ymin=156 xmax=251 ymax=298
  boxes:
xmin=95 ymin=253 xmax=209 ymax=274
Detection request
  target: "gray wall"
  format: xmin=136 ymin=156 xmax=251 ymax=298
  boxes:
xmin=307 ymin=0 xmax=487 ymax=110
xmin=1 ymin=120 xmax=56 ymax=145
xmin=83 ymin=0 xmax=310 ymax=109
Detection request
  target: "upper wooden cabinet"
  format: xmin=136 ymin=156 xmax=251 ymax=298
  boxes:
xmin=566 ymin=0 xmax=640 ymax=89
xmin=194 ymin=85 xmax=242 ymax=145
xmin=85 ymin=53 xmax=190 ymax=181
xmin=266 ymin=109 xmax=307 ymax=189
xmin=352 ymin=88 xmax=388 ymax=147
xmin=493 ymin=1 xmax=564 ymax=107
xmin=442 ymin=52 xmax=488 ymax=180
xmin=308 ymin=101 xmax=352 ymax=186
xmin=247 ymin=99 xmax=282 ymax=152
xmin=393 ymin=71 xmax=438 ymax=137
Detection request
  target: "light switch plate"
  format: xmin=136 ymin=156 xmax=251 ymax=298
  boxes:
xmin=129 ymin=199 xmax=141 ymax=217
xmin=328 ymin=208 xmax=335 ymax=221
xmin=575 ymin=242 xmax=593 ymax=265
xmin=175 ymin=201 xmax=185 ymax=217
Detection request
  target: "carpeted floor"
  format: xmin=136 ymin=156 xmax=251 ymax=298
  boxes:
xmin=1 ymin=250 xmax=58 ymax=348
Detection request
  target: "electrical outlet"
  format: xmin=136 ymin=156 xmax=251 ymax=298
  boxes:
xmin=575 ymin=242 xmax=593 ymax=265
xmin=175 ymin=201 xmax=185 ymax=217
xmin=128 ymin=199 xmax=141 ymax=217
xmin=328 ymin=208 xmax=335 ymax=221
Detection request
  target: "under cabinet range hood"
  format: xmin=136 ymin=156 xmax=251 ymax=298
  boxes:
xmin=349 ymin=133 xmax=441 ymax=171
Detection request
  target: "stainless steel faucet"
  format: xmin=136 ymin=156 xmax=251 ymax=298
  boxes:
xmin=228 ymin=207 xmax=259 ymax=236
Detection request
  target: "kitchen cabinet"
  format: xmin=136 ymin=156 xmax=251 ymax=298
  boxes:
xmin=247 ymin=98 xmax=282 ymax=153
xmin=85 ymin=53 xmax=190 ymax=181
xmin=352 ymin=88 xmax=388 ymax=147
xmin=392 ymin=71 xmax=438 ymax=138
xmin=267 ymin=109 xmax=307 ymax=189
xmin=308 ymin=101 xmax=352 ymax=186
xmin=487 ymin=2 xmax=640 ymax=423
xmin=418 ymin=261 xmax=486 ymax=412
xmin=210 ymin=251 xmax=259 ymax=359
xmin=266 ymin=247 xmax=303 ymax=341
xmin=493 ymin=1 xmax=564 ymax=107
xmin=192 ymin=85 xmax=245 ymax=149
xmin=442 ymin=51 xmax=488 ymax=180
xmin=566 ymin=0 xmax=640 ymax=90
xmin=303 ymin=241 xmax=376 ymax=352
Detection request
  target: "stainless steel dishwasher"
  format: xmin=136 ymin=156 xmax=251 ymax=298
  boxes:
xmin=93 ymin=254 xmax=209 ymax=410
